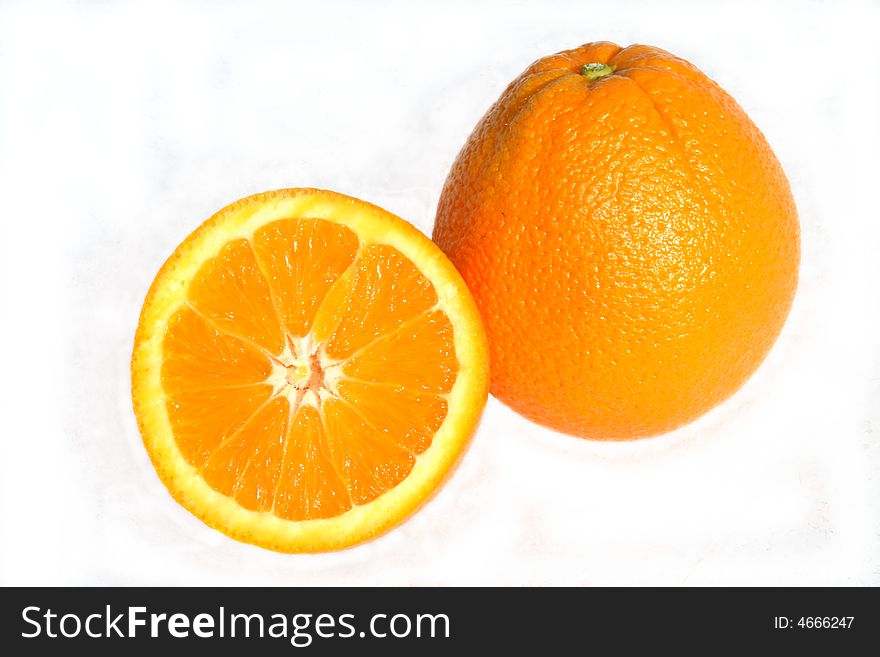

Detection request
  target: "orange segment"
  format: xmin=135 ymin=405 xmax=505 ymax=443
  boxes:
xmin=336 ymin=379 xmax=448 ymax=455
xmin=272 ymin=406 xmax=352 ymax=521
xmin=200 ymin=396 xmax=290 ymax=511
xmin=252 ymin=218 xmax=359 ymax=337
xmin=319 ymin=244 xmax=439 ymax=359
xmin=342 ymin=310 xmax=458 ymax=393
xmin=321 ymin=397 xmax=416 ymax=506
xmin=162 ymin=307 xmax=275 ymax=468
xmin=161 ymin=306 xmax=272 ymax=390
xmin=131 ymin=189 xmax=489 ymax=552
xmin=187 ymin=239 xmax=285 ymax=354
xmin=165 ymin=386 xmax=274 ymax=470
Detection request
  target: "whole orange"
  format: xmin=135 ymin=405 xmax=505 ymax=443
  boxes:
xmin=433 ymin=42 xmax=800 ymax=439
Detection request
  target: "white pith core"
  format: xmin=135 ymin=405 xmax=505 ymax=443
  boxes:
xmin=264 ymin=334 xmax=344 ymax=412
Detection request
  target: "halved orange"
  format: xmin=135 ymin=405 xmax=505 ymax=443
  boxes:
xmin=131 ymin=189 xmax=489 ymax=552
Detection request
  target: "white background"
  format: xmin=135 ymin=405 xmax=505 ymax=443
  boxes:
xmin=1 ymin=0 xmax=878 ymax=586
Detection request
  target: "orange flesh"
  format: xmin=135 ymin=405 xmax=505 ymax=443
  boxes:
xmin=160 ymin=218 xmax=458 ymax=520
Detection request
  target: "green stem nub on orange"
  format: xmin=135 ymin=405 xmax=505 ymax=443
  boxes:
xmin=581 ymin=62 xmax=614 ymax=81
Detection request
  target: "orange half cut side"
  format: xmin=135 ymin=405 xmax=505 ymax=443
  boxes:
xmin=132 ymin=189 xmax=489 ymax=552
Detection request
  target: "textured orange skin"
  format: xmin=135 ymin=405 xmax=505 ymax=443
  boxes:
xmin=433 ymin=42 xmax=800 ymax=440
